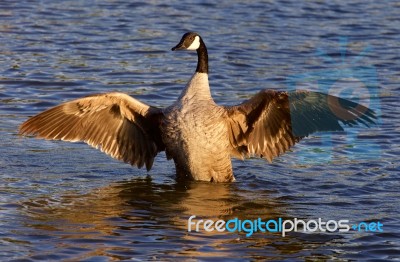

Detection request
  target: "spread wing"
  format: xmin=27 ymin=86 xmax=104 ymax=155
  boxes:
xmin=19 ymin=92 xmax=165 ymax=170
xmin=225 ymin=89 xmax=376 ymax=162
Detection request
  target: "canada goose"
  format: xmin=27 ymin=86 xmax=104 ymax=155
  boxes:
xmin=19 ymin=32 xmax=376 ymax=182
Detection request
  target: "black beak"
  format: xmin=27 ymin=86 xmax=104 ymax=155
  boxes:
xmin=172 ymin=41 xmax=185 ymax=51
xmin=171 ymin=45 xmax=184 ymax=51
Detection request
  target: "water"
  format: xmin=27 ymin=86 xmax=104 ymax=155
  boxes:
xmin=1 ymin=0 xmax=399 ymax=260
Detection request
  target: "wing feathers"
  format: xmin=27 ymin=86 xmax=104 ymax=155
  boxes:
xmin=225 ymin=89 xmax=375 ymax=162
xmin=19 ymin=92 xmax=164 ymax=171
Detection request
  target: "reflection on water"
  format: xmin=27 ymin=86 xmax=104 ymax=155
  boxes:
xmin=19 ymin=177 xmax=340 ymax=260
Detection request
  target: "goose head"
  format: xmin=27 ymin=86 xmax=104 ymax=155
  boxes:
xmin=172 ymin=32 xmax=208 ymax=74
xmin=172 ymin=32 xmax=202 ymax=51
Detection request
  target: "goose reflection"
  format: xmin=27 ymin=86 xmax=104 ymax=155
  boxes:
xmin=19 ymin=178 xmax=333 ymax=260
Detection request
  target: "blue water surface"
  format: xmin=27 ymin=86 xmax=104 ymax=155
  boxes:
xmin=1 ymin=0 xmax=399 ymax=260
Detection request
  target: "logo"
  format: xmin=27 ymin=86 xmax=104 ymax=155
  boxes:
xmin=286 ymin=37 xmax=381 ymax=164
xmin=187 ymin=215 xmax=383 ymax=237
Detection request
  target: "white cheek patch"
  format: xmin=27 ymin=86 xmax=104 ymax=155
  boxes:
xmin=187 ymin=36 xmax=200 ymax=50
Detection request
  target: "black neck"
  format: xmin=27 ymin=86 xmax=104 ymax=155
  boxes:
xmin=196 ymin=38 xmax=208 ymax=74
